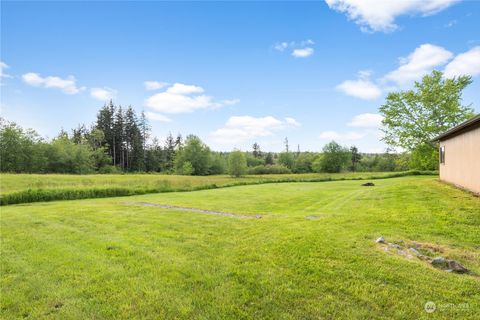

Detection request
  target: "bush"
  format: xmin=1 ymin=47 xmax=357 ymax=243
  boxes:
xmin=177 ymin=161 xmax=194 ymax=175
xmin=247 ymin=164 xmax=291 ymax=174
xmin=228 ymin=150 xmax=247 ymax=177
xmin=98 ymin=165 xmax=122 ymax=174
xmin=246 ymin=155 xmax=264 ymax=167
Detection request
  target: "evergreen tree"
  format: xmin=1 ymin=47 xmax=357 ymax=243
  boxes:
xmin=145 ymin=137 xmax=163 ymax=172
xmin=95 ymin=101 xmax=115 ymax=164
xmin=113 ymin=106 xmax=125 ymax=169
xmin=284 ymin=137 xmax=289 ymax=153
xmin=164 ymin=132 xmax=176 ymax=172
xmin=350 ymin=146 xmax=362 ymax=172
xmin=265 ymin=152 xmax=274 ymax=165
xmin=252 ymin=142 xmax=261 ymax=158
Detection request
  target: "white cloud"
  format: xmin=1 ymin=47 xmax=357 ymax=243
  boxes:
xmin=222 ymin=99 xmax=241 ymax=106
xmin=341 ymin=45 xmax=479 ymax=98
xmin=274 ymin=42 xmax=289 ymax=52
xmin=443 ymin=46 xmax=480 ymax=78
xmin=383 ymin=44 xmax=453 ymax=85
xmin=336 ymin=70 xmax=382 ymax=100
xmin=285 ymin=117 xmax=301 ymax=127
xmin=347 ymin=113 xmax=384 ymax=128
xmin=166 ymin=83 xmax=204 ymax=95
xmin=319 ymin=130 xmax=366 ymax=141
xmin=274 ymin=40 xmax=315 ymax=58
xmin=22 ymin=72 xmax=83 ymax=94
xmin=210 ymin=116 xmax=300 ymax=144
xmin=145 ymin=82 xmax=238 ymax=114
xmin=325 ymin=0 xmax=460 ymax=33
xmin=144 ymin=111 xmax=172 ymax=122
xmin=90 ymin=87 xmax=117 ymax=101
xmin=292 ymin=47 xmax=314 ymax=58
xmin=144 ymin=81 xmax=169 ymax=90
xmin=0 ymin=61 xmax=12 ymax=79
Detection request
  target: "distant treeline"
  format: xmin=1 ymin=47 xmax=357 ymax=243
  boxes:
xmin=1 ymin=102 xmax=415 ymax=175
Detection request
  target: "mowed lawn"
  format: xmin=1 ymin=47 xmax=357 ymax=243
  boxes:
xmin=1 ymin=176 xmax=479 ymax=319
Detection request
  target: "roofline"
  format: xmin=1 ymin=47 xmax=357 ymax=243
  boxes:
xmin=432 ymin=114 xmax=480 ymax=141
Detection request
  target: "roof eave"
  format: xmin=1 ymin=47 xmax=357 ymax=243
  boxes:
xmin=432 ymin=114 xmax=480 ymax=142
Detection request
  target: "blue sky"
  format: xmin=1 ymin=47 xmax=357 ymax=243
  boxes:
xmin=1 ymin=0 xmax=479 ymax=152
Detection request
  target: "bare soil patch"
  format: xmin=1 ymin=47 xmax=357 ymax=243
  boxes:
xmin=125 ymin=202 xmax=262 ymax=219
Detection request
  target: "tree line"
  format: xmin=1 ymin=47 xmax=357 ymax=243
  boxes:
xmin=1 ymin=70 xmax=475 ymax=175
xmin=1 ymin=103 xmax=409 ymax=175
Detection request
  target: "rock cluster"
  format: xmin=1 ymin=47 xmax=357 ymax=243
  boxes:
xmin=375 ymin=236 xmax=470 ymax=274
xmin=431 ymin=257 xmax=469 ymax=273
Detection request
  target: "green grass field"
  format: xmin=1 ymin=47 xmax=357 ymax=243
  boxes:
xmin=0 ymin=171 xmax=435 ymax=205
xmin=1 ymin=175 xmax=478 ymax=319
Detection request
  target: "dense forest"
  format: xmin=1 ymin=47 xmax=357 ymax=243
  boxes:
xmin=1 ymin=101 xmax=418 ymax=175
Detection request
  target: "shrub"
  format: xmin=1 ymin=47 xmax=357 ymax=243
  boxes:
xmin=247 ymin=164 xmax=291 ymax=174
xmin=228 ymin=150 xmax=247 ymax=177
xmin=98 ymin=165 xmax=122 ymax=174
xmin=177 ymin=161 xmax=194 ymax=175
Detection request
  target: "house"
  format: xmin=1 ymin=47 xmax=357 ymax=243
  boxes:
xmin=433 ymin=115 xmax=480 ymax=195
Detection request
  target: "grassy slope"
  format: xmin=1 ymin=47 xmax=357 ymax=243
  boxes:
xmin=0 ymin=171 xmax=435 ymax=205
xmin=1 ymin=176 xmax=479 ymax=319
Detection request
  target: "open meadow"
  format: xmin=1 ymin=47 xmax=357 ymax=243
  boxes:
xmin=0 ymin=171 xmax=432 ymax=205
xmin=1 ymin=175 xmax=479 ymax=319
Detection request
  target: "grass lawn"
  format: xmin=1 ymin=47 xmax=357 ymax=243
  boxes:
xmin=0 ymin=171 xmax=434 ymax=205
xmin=1 ymin=176 xmax=479 ymax=319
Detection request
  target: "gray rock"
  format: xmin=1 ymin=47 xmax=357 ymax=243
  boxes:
xmin=376 ymin=236 xmax=386 ymax=244
xmin=431 ymin=257 xmax=447 ymax=268
xmin=408 ymin=248 xmax=421 ymax=256
xmin=391 ymin=244 xmax=402 ymax=249
xmin=446 ymin=260 xmax=469 ymax=274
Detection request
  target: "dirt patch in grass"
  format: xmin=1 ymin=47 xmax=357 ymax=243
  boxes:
xmin=125 ymin=202 xmax=263 ymax=219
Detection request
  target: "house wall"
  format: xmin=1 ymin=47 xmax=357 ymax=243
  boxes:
xmin=439 ymin=126 xmax=480 ymax=194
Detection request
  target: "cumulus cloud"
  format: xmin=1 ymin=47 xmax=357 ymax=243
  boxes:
xmin=144 ymin=81 xmax=169 ymax=90
xmin=144 ymin=111 xmax=172 ymax=122
xmin=336 ymin=70 xmax=382 ymax=100
xmin=22 ymin=72 xmax=83 ymax=94
xmin=383 ymin=44 xmax=453 ymax=85
xmin=292 ymin=47 xmax=314 ymax=58
xmin=90 ymin=87 xmax=117 ymax=101
xmin=145 ymin=82 xmax=238 ymax=114
xmin=347 ymin=113 xmax=384 ymax=128
xmin=318 ymin=113 xmax=387 ymax=149
xmin=340 ymin=45 xmax=480 ymax=99
xmin=210 ymin=116 xmax=300 ymax=144
xmin=325 ymin=0 xmax=460 ymax=33
xmin=443 ymin=46 xmax=480 ymax=78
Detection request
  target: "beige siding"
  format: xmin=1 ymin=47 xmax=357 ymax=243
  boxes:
xmin=439 ymin=126 xmax=480 ymax=194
